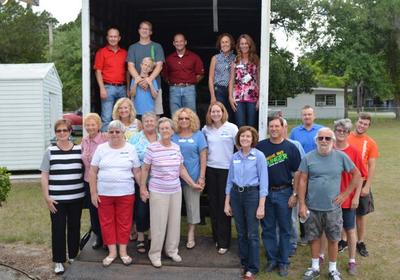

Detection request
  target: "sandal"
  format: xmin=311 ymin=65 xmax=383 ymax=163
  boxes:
xmin=136 ymin=241 xmax=146 ymax=254
xmin=186 ymin=240 xmax=196 ymax=249
xmin=102 ymin=256 xmax=116 ymax=267
xmin=120 ymin=255 xmax=133 ymax=266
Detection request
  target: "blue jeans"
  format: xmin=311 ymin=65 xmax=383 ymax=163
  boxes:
xmin=230 ymin=187 xmax=261 ymax=274
xmin=215 ymin=85 xmax=234 ymax=123
xmin=169 ymin=85 xmax=196 ymax=115
xmin=101 ymin=85 xmax=126 ymax=131
xmin=290 ymin=205 xmax=299 ymax=251
xmin=261 ymin=187 xmax=292 ymax=266
xmin=134 ymin=183 xmax=150 ymax=232
xmin=235 ymin=101 xmax=257 ymax=128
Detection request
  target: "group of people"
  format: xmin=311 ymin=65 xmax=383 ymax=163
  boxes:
xmin=94 ymin=21 xmax=261 ymax=131
xmin=40 ymin=20 xmax=378 ymax=280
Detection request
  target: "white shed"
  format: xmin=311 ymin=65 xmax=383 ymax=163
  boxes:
xmin=0 ymin=63 xmax=63 ymax=171
xmin=269 ymin=87 xmax=348 ymax=120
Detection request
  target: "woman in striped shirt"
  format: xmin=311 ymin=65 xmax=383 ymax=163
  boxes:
xmin=40 ymin=119 xmax=85 ymax=275
xmin=140 ymin=117 xmax=202 ymax=268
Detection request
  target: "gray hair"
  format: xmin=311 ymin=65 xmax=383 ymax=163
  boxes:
xmin=333 ymin=118 xmax=352 ymax=132
xmin=142 ymin=111 xmax=158 ymax=122
xmin=315 ymin=127 xmax=336 ymax=142
xmin=157 ymin=117 xmax=175 ymax=131
xmin=108 ymin=120 xmax=126 ymax=133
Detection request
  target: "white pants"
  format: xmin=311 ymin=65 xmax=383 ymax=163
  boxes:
xmin=148 ymin=190 xmax=182 ymax=262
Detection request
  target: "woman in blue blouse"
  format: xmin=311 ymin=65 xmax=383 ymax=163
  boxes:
xmin=224 ymin=126 xmax=268 ymax=280
xmin=208 ymin=33 xmax=236 ymax=121
xmin=128 ymin=112 xmax=159 ymax=253
xmin=172 ymin=108 xmax=207 ymax=249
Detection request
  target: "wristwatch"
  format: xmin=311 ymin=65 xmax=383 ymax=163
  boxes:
xmin=292 ymin=192 xmax=298 ymax=197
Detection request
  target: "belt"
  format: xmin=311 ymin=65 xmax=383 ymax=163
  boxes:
xmin=104 ymin=82 xmax=125 ymax=86
xmin=233 ymin=184 xmax=259 ymax=193
xmin=270 ymin=184 xmax=291 ymax=191
xmin=170 ymin=83 xmax=194 ymax=87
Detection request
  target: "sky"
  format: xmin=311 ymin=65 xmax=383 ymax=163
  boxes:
xmin=32 ymin=0 xmax=300 ymax=57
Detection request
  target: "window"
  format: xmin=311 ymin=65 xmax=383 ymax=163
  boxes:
xmin=268 ymin=99 xmax=287 ymax=106
xmin=315 ymin=94 xmax=336 ymax=106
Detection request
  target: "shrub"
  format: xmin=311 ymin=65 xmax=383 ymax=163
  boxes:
xmin=0 ymin=167 xmax=11 ymax=206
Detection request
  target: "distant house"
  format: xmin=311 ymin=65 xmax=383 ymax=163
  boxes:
xmin=269 ymin=87 xmax=347 ymax=119
xmin=0 ymin=63 xmax=63 ymax=171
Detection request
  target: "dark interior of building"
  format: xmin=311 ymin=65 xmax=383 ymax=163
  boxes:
xmin=90 ymin=0 xmax=261 ymax=119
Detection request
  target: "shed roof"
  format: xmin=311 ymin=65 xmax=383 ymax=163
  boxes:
xmin=0 ymin=63 xmax=61 ymax=84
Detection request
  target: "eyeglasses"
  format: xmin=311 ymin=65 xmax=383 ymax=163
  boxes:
xmin=317 ymin=136 xmax=333 ymax=141
xmin=55 ymin=129 xmax=69 ymax=133
xmin=108 ymin=130 xmax=122 ymax=134
xmin=178 ymin=117 xmax=190 ymax=121
xmin=335 ymin=129 xmax=348 ymax=134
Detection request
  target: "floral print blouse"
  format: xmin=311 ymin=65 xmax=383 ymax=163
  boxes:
xmin=233 ymin=61 xmax=259 ymax=103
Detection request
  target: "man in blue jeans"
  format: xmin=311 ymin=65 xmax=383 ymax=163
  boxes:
xmin=94 ymin=27 xmax=128 ymax=131
xmin=256 ymin=116 xmax=301 ymax=277
xmin=163 ymin=33 xmax=204 ymax=115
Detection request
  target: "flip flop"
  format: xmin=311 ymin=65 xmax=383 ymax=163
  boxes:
xmin=136 ymin=241 xmax=146 ymax=254
xmin=102 ymin=256 xmax=116 ymax=267
xmin=120 ymin=255 xmax=133 ymax=266
xmin=186 ymin=240 xmax=196 ymax=249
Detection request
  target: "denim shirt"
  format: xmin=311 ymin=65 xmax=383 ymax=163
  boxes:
xmin=226 ymin=148 xmax=268 ymax=197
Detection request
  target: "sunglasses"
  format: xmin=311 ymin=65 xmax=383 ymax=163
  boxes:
xmin=317 ymin=136 xmax=332 ymax=141
xmin=178 ymin=117 xmax=190 ymax=121
xmin=55 ymin=129 xmax=69 ymax=133
xmin=108 ymin=130 xmax=122 ymax=134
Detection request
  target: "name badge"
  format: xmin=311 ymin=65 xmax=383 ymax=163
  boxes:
xmin=233 ymin=159 xmax=241 ymax=164
xmin=178 ymin=139 xmax=187 ymax=143
xmin=187 ymin=138 xmax=194 ymax=143
xmin=236 ymin=64 xmax=245 ymax=69
xmin=248 ymin=156 xmax=256 ymax=160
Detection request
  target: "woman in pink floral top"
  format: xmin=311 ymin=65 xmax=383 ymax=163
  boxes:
xmin=229 ymin=34 xmax=260 ymax=128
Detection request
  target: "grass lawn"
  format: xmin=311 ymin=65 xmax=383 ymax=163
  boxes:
xmin=1 ymin=118 xmax=399 ymax=279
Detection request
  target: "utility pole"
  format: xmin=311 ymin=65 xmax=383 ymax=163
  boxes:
xmin=48 ymin=21 xmax=54 ymax=60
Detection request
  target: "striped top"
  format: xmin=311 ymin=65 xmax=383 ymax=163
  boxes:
xmin=214 ymin=51 xmax=235 ymax=87
xmin=143 ymin=141 xmax=183 ymax=194
xmin=40 ymin=144 xmax=85 ymax=203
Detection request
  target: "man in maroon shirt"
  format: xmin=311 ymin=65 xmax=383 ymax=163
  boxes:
xmin=94 ymin=27 xmax=128 ymax=131
xmin=163 ymin=33 xmax=204 ymax=115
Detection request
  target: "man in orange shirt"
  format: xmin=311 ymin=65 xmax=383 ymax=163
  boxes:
xmin=348 ymin=112 xmax=379 ymax=257
xmin=94 ymin=27 xmax=128 ymax=131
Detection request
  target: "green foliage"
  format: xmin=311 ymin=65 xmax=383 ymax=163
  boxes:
xmin=269 ymin=47 xmax=316 ymax=100
xmin=0 ymin=167 xmax=11 ymax=206
xmin=0 ymin=0 xmax=56 ymax=63
xmin=50 ymin=15 xmax=82 ymax=111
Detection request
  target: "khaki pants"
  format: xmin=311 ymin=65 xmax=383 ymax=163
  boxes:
xmin=148 ymin=190 xmax=182 ymax=262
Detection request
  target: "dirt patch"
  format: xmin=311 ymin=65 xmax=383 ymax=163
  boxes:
xmin=0 ymin=243 xmax=60 ymax=280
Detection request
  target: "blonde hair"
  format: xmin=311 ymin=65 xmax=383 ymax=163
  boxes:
xmin=112 ymin=98 xmax=137 ymax=123
xmin=141 ymin=57 xmax=155 ymax=71
xmin=172 ymin=107 xmax=200 ymax=133
xmin=205 ymin=101 xmax=229 ymax=126
xmin=83 ymin=113 xmax=102 ymax=129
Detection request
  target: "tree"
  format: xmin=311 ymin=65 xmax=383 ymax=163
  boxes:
xmin=0 ymin=0 xmax=56 ymax=63
xmin=51 ymin=15 xmax=82 ymax=111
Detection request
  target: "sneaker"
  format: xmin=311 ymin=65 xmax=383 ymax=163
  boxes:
xmin=357 ymin=242 xmax=369 ymax=257
xmin=348 ymin=262 xmax=357 ymax=276
xmin=278 ymin=264 xmax=289 ymax=277
xmin=54 ymin=263 xmax=64 ymax=274
xmin=67 ymin=258 xmax=74 ymax=264
xmin=338 ymin=240 xmax=348 ymax=252
xmin=150 ymin=259 xmax=162 ymax=268
xmin=303 ymin=268 xmax=320 ymax=280
xmin=168 ymin=254 xmax=182 ymax=263
xmin=298 ymin=237 xmax=309 ymax=246
xmin=319 ymin=256 xmax=324 ymax=266
xmin=328 ymin=270 xmax=342 ymax=280
xmin=218 ymin=248 xmax=228 ymax=255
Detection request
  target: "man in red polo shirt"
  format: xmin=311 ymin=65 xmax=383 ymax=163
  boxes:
xmin=94 ymin=27 xmax=128 ymax=131
xmin=163 ymin=33 xmax=204 ymax=115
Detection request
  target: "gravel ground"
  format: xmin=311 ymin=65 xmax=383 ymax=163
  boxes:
xmin=0 ymin=243 xmax=60 ymax=280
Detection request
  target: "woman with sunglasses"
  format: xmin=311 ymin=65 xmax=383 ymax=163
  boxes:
xmin=172 ymin=108 xmax=207 ymax=249
xmin=89 ymin=120 xmax=141 ymax=267
xmin=40 ymin=119 xmax=85 ymax=275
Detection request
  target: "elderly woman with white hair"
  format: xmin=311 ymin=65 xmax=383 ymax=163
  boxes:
xmin=89 ymin=120 xmax=141 ymax=267
xmin=140 ymin=117 xmax=202 ymax=268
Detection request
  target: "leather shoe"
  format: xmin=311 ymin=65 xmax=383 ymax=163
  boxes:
xmin=265 ymin=262 xmax=278 ymax=273
xmin=92 ymin=236 xmax=103 ymax=249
